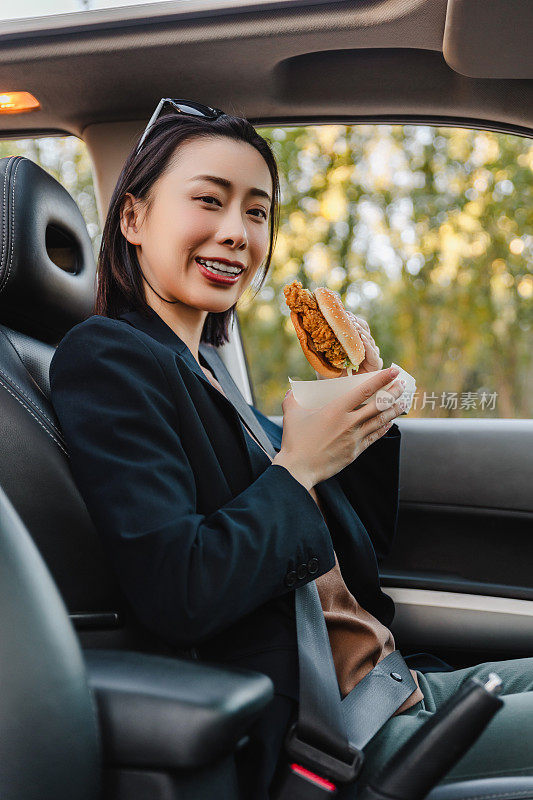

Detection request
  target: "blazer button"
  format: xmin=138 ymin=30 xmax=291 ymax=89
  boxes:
xmin=297 ymin=563 xmax=308 ymax=580
xmin=307 ymin=557 xmax=319 ymax=574
xmin=284 ymin=571 xmax=297 ymax=589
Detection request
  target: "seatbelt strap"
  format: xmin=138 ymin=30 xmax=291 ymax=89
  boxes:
xmin=199 ymin=344 xmax=277 ymax=457
xmin=199 ymin=345 xmax=417 ymax=783
xmin=341 ymin=650 xmax=413 ymax=749
xmin=295 ymin=582 xmax=415 ymax=753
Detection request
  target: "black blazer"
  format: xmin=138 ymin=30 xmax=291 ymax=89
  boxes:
xmin=49 ymin=305 xmax=402 ymax=798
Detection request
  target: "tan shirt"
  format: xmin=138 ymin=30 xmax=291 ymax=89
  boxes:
xmin=315 ymin=551 xmax=423 ymax=713
xmin=202 ymin=366 xmax=423 ymax=713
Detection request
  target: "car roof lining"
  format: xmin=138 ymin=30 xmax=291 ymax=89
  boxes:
xmin=0 ymin=0 xmax=531 ymax=139
xmin=1 ymin=0 xmax=531 ymax=217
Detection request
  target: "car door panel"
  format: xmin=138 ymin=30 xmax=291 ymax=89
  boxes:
xmin=383 ymin=419 xmax=532 ymax=661
xmin=270 ymin=415 xmax=533 ymax=663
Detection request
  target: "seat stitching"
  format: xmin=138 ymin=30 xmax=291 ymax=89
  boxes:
xmin=0 ymin=156 xmax=16 ymax=282
xmin=0 ymin=366 xmax=60 ymax=432
xmin=3 ymin=157 xmax=22 ymax=294
xmin=448 ymin=789 xmax=533 ymax=800
xmin=0 ymin=376 xmax=69 ymax=457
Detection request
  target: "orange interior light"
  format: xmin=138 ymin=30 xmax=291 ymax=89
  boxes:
xmin=0 ymin=91 xmax=40 ymax=114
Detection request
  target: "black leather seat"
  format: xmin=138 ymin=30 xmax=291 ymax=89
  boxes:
xmin=1 ymin=154 xmax=532 ymax=800
xmin=0 ymin=155 xmax=126 ymax=629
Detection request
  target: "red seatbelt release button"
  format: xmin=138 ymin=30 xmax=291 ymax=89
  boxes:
xmin=272 ymin=761 xmax=339 ymax=798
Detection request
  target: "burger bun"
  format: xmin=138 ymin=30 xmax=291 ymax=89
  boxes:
xmin=314 ymin=288 xmax=366 ymax=369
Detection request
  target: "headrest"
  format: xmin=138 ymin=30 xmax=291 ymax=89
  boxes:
xmin=0 ymin=156 xmax=97 ymax=345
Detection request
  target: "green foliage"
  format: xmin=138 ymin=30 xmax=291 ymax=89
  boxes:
xmin=239 ymin=125 xmax=533 ymax=418
xmin=0 ymin=135 xmax=102 ymax=261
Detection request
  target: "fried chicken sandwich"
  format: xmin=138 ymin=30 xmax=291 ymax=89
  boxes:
xmin=283 ymin=280 xmax=366 ymax=378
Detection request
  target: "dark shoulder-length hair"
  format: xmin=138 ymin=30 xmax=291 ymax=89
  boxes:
xmin=93 ymin=109 xmax=281 ymax=346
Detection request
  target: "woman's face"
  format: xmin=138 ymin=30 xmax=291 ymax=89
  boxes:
xmin=123 ymin=135 xmax=273 ymax=316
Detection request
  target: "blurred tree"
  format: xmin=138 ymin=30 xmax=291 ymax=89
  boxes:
xmin=0 ymin=135 xmax=102 ymax=261
xmin=239 ymin=125 xmax=532 ymax=419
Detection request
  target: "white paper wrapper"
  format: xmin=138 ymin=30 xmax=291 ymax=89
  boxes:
xmin=288 ymin=363 xmax=416 ymax=413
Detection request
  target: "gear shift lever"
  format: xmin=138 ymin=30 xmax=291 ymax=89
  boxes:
xmin=358 ymin=673 xmax=504 ymax=800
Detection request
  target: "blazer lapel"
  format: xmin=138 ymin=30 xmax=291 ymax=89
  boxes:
xmin=117 ymin=308 xmax=256 ymax=478
xmin=119 ymin=308 xmax=212 ymax=386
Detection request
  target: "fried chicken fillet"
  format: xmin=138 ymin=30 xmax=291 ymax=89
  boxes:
xmin=283 ymin=280 xmax=353 ymax=370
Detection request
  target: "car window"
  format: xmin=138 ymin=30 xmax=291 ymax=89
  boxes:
xmin=0 ymin=134 xmax=102 ymax=261
xmin=239 ymin=124 xmax=533 ymax=419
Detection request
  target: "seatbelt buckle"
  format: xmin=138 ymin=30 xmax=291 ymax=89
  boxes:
xmin=284 ymin=721 xmax=364 ymax=785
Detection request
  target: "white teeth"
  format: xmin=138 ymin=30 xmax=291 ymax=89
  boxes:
xmin=197 ymin=258 xmax=242 ymax=275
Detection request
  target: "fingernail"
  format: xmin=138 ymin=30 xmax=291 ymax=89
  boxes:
xmin=390 ymin=367 xmax=400 ymax=377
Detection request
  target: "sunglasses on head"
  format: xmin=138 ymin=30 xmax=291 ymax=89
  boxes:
xmin=135 ymin=98 xmax=226 ymax=155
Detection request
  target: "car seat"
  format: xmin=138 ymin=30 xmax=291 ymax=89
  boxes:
xmin=1 ymin=155 xmax=532 ymax=800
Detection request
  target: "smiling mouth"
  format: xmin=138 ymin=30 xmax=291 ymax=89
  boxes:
xmin=195 ymin=257 xmax=244 ymax=276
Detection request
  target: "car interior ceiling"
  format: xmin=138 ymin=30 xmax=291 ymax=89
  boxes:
xmin=0 ymin=0 xmax=532 ymax=207
xmin=0 ymin=0 xmax=532 ymax=798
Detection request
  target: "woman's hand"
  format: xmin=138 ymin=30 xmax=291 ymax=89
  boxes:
xmin=273 ymin=367 xmax=406 ymax=490
xmin=347 ymin=313 xmax=384 ymax=373
xmin=314 ymin=314 xmax=383 ymax=379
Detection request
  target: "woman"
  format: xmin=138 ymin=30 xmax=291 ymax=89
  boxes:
xmin=49 ymin=100 xmax=533 ymax=799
